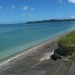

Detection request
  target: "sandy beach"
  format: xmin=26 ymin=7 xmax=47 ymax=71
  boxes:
xmin=0 ymin=29 xmax=73 ymax=66
xmin=0 ymin=30 xmax=75 ymax=75
xmin=0 ymin=36 xmax=58 ymax=74
xmin=0 ymin=0 xmax=75 ymax=74
xmin=0 ymin=37 xmax=58 ymax=66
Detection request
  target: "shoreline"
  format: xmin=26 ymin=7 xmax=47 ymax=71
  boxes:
xmin=0 ymin=37 xmax=58 ymax=67
xmin=0 ymin=30 xmax=75 ymax=67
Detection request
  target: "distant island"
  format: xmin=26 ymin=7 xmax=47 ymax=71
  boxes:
xmin=26 ymin=19 xmax=75 ymax=24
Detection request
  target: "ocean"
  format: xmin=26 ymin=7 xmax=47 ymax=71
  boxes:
xmin=0 ymin=22 xmax=75 ymax=60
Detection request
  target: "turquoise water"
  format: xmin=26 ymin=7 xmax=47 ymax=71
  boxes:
xmin=0 ymin=22 xmax=75 ymax=60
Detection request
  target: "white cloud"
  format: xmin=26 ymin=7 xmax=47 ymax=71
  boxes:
xmin=21 ymin=13 xmax=32 ymax=17
xmin=30 ymin=8 xmax=34 ymax=11
xmin=70 ymin=15 xmax=75 ymax=18
xmin=21 ymin=6 xmax=28 ymax=11
xmin=0 ymin=6 xmax=2 ymax=10
xmin=12 ymin=5 xmax=15 ymax=9
xmin=68 ymin=0 xmax=75 ymax=3
xmin=22 ymin=14 xmax=26 ymax=16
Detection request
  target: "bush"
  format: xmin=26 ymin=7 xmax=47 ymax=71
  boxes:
xmin=58 ymin=31 xmax=75 ymax=56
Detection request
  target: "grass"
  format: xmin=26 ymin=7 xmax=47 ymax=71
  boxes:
xmin=58 ymin=31 xmax=75 ymax=61
xmin=59 ymin=31 xmax=75 ymax=45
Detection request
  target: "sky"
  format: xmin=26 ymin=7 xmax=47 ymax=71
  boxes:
xmin=0 ymin=0 xmax=75 ymax=24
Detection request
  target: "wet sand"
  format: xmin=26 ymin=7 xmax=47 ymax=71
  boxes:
xmin=0 ymin=36 xmax=75 ymax=75
xmin=0 ymin=30 xmax=75 ymax=75
xmin=0 ymin=37 xmax=58 ymax=75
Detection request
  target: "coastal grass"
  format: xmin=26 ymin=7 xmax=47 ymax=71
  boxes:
xmin=58 ymin=31 xmax=75 ymax=61
xmin=59 ymin=31 xmax=75 ymax=45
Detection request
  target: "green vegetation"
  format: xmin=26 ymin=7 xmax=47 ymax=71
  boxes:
xmin=57 ymin=31 xmax=75 ymax=59
xmin=59 ymin=31 xmax=75 ymax=45
xmin=26 ymin=19 xmax=75 ymax=24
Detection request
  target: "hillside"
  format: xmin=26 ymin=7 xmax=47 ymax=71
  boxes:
xmin=55 ymin=31 xmax=75 ymax=60
xmin=26 ymin=19 xmax=75 ymax=24
xmin=59 ymin=31 xmax=75 ymax=45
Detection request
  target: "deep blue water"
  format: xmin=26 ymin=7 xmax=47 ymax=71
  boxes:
xmin=0 ymin=22 xmax=75 ymax=60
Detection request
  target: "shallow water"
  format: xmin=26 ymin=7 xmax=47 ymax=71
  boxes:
xmin=0 ymin=22 xmax=75 ymax=60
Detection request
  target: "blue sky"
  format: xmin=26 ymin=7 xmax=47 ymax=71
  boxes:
xmin=0 ymin=0 xmax=75 ymax=24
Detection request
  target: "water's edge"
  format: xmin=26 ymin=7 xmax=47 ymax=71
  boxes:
xmin=0 ymin=29 xmax=74 ymax=66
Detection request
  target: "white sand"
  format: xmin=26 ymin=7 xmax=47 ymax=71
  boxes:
xmin=0 ymin=30 xmax=71 ymax=68
xmin=40 ymin=52 xmax=54 ymax=61
xmin=0 ymin=38 xmax=57 ymax=68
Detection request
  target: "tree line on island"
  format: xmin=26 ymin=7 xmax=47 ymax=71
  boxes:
xmin=26 ymin=19 xmax=75 ymax=24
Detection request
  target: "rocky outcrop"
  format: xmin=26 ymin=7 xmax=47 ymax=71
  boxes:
xmin=58 ymin=43 xmax=75 ymax=56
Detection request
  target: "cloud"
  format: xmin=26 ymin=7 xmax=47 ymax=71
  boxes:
xmin=30 ymin=8 xmax=34 ymax=11
xmin=0 ymin=6 xmax=2 ymax=10
xmin=12 ymin=5 xmax=15 ymax=9
xmin=21 ymin=6 xmax=28 ymax=11
xmin=22 ymin=14 xmax=26 ymax=16
xmin=21 ymin=13 xmax=32 ymax=17
xmin=70 ymin=15 xmax=75 ymax=18
xmin=12 ymin=5 xmax=15 ymax=11
xmin=68 ymin=0 xmax=75 ymax=3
